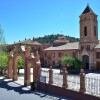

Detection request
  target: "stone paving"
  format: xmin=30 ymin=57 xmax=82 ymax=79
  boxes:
xmin=0 ymin=76 xmax=73 ymax=100
xmin=1 ymin=68 xmax=100 ymax=99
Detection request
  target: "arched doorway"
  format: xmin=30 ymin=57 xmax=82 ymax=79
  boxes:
xmin=82 ymin=55 xmax=89 ymax=69
xmin=13 ymin=55 xmax=25 ymax=82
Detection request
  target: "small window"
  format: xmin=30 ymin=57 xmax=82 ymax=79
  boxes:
xmin=96 ymin=52 xmax=100 ymax=59
xmin=87 ymin=45 xmax=90 ymax=50
xmin=58 ymin=52 xmax=62 ymax=57
xmin=73 ymin=52 xmax=76 ymax=58
xmin=45 ymin=52 xmax=47 ymax=57
xmin=52 ymin=52 xmax=55 ymax=57
xmin=94 ymin=26 xmax=96 ymax=36
xmin=84 ymin=26 xmax=87 ymax=36
xmin=81 ymin=45 xmax=84 ymax=50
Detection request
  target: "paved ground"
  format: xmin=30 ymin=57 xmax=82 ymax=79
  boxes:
xmin=0 ymin=77 xmax=73 ymax=100
xmin=1 ymin=68 xmax=99 ymax=99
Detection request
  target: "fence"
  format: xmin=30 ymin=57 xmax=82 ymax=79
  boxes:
xmin=85 ymin=73 xmax=100 ymax=97
xmin=40 ymin=67 xmax=100 ymax=97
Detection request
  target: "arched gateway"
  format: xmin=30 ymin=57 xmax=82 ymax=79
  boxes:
xmin=82 ymin=55 xmax=89 ymax=69
xmin=8 ymin=44 xmax=41 ymax=86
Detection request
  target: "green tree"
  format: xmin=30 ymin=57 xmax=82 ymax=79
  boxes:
xmin=0 ymin=51 xmax=8 ymax=75
xmin=17 ymin=56 xmax=24 ymax=74
xmin=61 ymin=56 xmax=83 ymax=69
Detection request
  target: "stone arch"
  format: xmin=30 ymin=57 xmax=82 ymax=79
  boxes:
xmin=13 ymin=54 xmax=25 ymax=81
xmin=8 ymin=44 xmax=41 ymax=86
xmin=82 ymin=55 xmax=89 ymax=69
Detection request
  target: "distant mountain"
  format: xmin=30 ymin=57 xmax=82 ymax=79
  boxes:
xmin=35 ymin=34 xmax=79 ymax=44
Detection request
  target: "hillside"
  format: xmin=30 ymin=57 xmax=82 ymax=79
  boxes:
xmin=35 ymin=34 xmax=79 ymax=44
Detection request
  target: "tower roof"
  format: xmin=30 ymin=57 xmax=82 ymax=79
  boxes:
xmin=82 ymin=5 xmax=95 ymax=15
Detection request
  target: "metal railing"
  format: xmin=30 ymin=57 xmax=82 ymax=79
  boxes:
xmin=67 ymin=75 xmax=80 ymax=91
xmin=53 ymin=73 xmax=63 ymax=87
xmin=85 ymin=76 xmax=100 ymax=97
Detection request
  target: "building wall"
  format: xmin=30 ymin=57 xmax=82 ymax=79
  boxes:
xmin=43 ymin=50 xmax=78 ymax=67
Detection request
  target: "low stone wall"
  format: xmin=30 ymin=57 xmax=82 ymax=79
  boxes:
xmin=37 ymin=82 xmax=100 ymax=100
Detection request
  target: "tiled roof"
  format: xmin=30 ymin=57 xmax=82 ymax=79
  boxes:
xmin=94 ymin=43 xmax=100 ymax=49
xmin=82 ymin=5 xmax=95 ymax=15
xmin=32 ymin=41 xmax=42 ymax=45
xmin=44 ymin=42 xmax=79 ymax=51
xmin=13 ymin=39 xmax=42 ymax=45
xmin=54 ymin=36 xmax=69 ymax=43
xmin=21 ymin=41 xmax=42 ymax=45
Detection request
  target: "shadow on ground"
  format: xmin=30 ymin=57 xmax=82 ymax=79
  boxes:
xmin=0 ymin=78 xmax=31 ymax=94
xmin=0 ymin=78 xmax=73 ymax=100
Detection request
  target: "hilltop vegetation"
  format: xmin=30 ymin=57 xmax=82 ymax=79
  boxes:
xmin=35 ymin=34 xmax=79 ymax=44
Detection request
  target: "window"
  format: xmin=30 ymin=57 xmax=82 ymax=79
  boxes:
xmin=87 ymin=45 xmax=90 ymax=50
xmin=52 ymin=52 xmax=55 ymax=57
xmin=45 ymin=52 xmax=47 ymax=57
xmin=94 ymin=26 xmax=96 ymax=36
xmin=96 ymin=52 xmax=100 ymax=59
xmin=73 ymin=52 xmax=76 ymax=58
xmin=84 ymin=26 xmax=87 ymax=36
xmin=81 ymin=45 xmax=84 ymax=50
xmin=58 ymin=52 xmax=62 ymax=57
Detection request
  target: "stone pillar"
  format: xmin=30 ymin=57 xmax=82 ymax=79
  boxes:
xmin=37 ymin=65 xmax=42 ymax=81
xmin=48 ymin=66 xmax=53 ymax=84
xmin=35 ymin=63 xmax=41 ymax=82
xmin=13 ymin=58 xmax=18 ymax=81
xmin=79 ymin=69 xmax=86 ymax=93
xmin=62 ymin=67 xmax=68 ymax=88
xmin=8 ymin=56 xmax=13 ymax=79
xmin=33 ymin=60 xmax=36 ymax=82
xmin=34 ymin=51 xmax=41 ymax=82
xmin=24 ymin=58 xmax=30 ymax=86
xmin=24 ymin=47 xmax=31 ymax=86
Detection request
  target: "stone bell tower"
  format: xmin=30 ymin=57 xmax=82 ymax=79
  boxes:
xmin=79 ymin=5 xmax=99 ymax=69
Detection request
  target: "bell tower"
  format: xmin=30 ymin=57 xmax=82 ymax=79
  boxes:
xmin=80 ymin=5 xmax=99 ymax=50
xmin=79 ymin=5 xmax=99 ymax=70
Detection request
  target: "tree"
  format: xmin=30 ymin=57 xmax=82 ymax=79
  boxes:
xmin=61 ymin=56 xmax=83 ymax=69
xmin=0 ymin=51 xmax=8 ymax=75
xmin=17 ymin=56 xmax=24 ymax=74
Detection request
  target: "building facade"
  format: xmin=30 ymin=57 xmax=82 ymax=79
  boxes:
xmin=43 ymin=5 xmax=100 ymax=70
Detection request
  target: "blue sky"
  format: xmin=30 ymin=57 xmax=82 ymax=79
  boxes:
xmin=0 ymin=0 xmax=100 ymax=44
